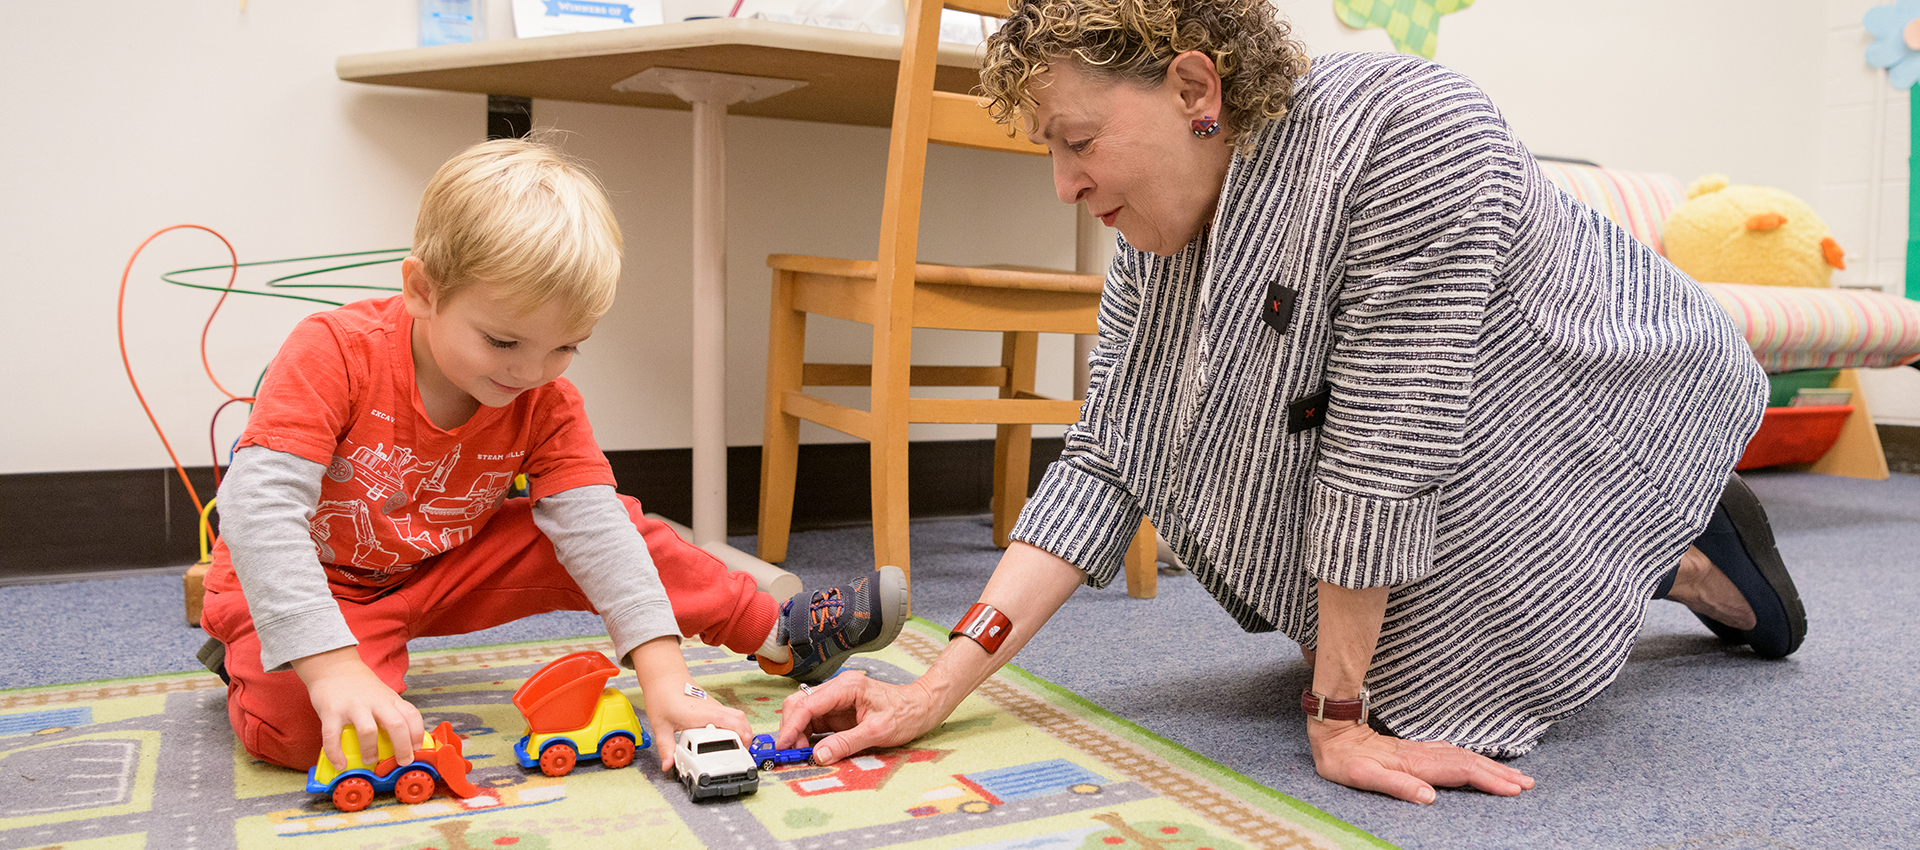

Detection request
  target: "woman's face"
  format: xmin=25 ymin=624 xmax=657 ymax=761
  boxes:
xmin=1028 ymin=56 xmax=1233 ymax=257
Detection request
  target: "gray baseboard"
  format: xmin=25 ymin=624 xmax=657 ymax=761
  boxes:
xmin=1879 ymin=424 xmax=1920 ymax=475
xmin=0 ymin=439 xmax=1062 ymax=580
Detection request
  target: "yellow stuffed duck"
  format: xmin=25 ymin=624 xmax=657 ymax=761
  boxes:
xmin=1662 ymin=174 xmax=1846 ymax=288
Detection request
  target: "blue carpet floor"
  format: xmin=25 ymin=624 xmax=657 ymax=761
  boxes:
xmin=4 ymin=469 xmax=1914 ymax=849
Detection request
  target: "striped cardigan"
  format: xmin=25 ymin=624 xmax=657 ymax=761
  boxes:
xmin=1010 ymin=52 xmax=1768 ymax=756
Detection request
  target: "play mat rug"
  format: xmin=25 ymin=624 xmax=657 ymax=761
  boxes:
xmin=0 ymin=619 xmax=1387 ymax=850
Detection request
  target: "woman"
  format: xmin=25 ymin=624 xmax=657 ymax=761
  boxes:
xmin=774 ymin=0 xmax=1805 ymax=804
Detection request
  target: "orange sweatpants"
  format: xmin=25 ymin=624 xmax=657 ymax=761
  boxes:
xmin=201 ymin=494 xmax=775 ymax=769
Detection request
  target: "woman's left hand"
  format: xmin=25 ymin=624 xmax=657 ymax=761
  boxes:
xmin=1307 ymin=719 xmax=1534 ymax=804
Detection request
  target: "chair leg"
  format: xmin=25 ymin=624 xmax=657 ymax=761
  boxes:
xmin=992 ymin=331 xmax=1039 ymax=547
xmin=870 ymin=316 xmax=915 ymax=578
xmin=870 ymin=424 xmax=913 ymax=577
xmin=758 ymin=269 xmax=806 ymax=563
xmin=993 ymin=423 xmax=1032 ymax=548
xmin=1124 ymin=517 xmax=1158 ymax=599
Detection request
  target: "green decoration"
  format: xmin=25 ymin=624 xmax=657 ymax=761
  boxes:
xmin=1910 ymin=83 xmax=1920 ymax=300
xmin=1332 ymin=0 xmax=1476 ymax=59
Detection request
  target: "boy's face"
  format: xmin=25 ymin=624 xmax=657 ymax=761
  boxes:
xmin=402 ymin=259 xmax=594 ymax=417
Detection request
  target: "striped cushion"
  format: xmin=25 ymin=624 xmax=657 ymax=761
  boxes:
xmin=1537 ymin=160 xmax=1686 ymax=255
xmin=1537 ymin=158 xmax=1920 ymax=371
xmin=1702 ymin=282 xmax=1920 ymax=373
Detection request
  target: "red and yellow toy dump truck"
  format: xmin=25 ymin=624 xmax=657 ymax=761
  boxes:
xmin=511 ymin=651 xmax=650 ymax=777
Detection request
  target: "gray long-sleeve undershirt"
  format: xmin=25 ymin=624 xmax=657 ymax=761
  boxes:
xmin=217 ymin=445 xmax=678 ymax=673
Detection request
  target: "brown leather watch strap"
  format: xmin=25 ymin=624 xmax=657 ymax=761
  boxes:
xmin=1300 ymin=687 xmax=1370 ymax=723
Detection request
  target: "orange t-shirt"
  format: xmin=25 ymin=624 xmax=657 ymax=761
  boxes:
xmin=237 ymin=295 xmax=615 ymax=590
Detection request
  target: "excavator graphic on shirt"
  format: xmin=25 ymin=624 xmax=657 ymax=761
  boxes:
xmin=313 ymin=441 xmax=516 ymax=569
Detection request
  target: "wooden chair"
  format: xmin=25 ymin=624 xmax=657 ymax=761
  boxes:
xmin=756 ymin=0 xmax=1157 ymax=596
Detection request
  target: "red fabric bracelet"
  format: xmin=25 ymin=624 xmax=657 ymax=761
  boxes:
xmin=949 ymin=603 xmax=1012 ymax=655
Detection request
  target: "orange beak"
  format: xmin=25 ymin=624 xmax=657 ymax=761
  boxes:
xmin=1745 ymin=212 xmax=1788 ymax=231
xmin=1822 ymin=236 xmax=1846 ymax=270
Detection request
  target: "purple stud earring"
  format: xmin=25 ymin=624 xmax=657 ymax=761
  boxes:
xmin=1191 ymin=115 xmax=1220 ymax=139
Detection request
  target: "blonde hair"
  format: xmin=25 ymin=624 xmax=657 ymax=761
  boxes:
xmin=411 ymin=136 xmax=622 ymax=329
xmin=980 ymin=0 xmax=1311 ymax=147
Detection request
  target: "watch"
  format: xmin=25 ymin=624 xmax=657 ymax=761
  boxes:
xmin=949 ymin=603 xmax=1012 ymax=654
xmin=1300 ymin=687 xmax=1370 ymax=723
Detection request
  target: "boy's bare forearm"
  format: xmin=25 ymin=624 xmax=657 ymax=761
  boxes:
xmin=626 ymin=634 xmax=695 ymax=692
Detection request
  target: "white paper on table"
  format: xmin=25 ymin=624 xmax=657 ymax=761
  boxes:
xmin=742 ymin=0 xmax=996 ymax=43
xmin=511 ymin=0 xmax=665 ymax=36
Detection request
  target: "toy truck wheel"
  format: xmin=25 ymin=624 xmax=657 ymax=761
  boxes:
xmin=332 ymin=777 xmax=375 ymax=812
xmin=539 ymin=742 xmax=578 ymax=777
xmin=393 ymin=768 xmax=436 ymax=804
xmin=600 ymin=736 xmax=635 ymax=769
xmin=760 ymin=758 xmax=777 ymax=772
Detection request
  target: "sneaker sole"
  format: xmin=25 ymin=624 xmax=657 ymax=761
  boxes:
xmin=1717 ymin=473 xmax=1807 ymax=658
xmin=794 ymin=565 xmax=910 ymax=684
xmin=853 ymin=565 xmax=910 ymax=656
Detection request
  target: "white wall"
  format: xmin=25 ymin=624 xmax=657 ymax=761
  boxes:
xmin=0 ymin=0 xmax=1857 ymax=475
xmin=1811 ymin=0 xmax=1920 ymax=425
xmin=1290 ymin=0 xmax=1827 ymax=194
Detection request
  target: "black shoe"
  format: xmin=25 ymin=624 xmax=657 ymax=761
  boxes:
xmin=197 ymin=637 xmax=230 ymax=685
xmin=1689 ymin=473 xmax=1806 ymax=658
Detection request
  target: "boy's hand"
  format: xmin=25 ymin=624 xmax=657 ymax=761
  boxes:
xmin=628 ymin=636 xmax=750 ymax=773
xmin=642 ymin=684 xmax=751 ymax=774
xmin=292 ymin=646 xmax=426 ymax=771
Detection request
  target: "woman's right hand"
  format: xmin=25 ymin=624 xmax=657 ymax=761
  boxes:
xmin=771 ymin=671 xmax=948 ymax=764
xmin=777 ymin=542 xmax=1086 ymax=764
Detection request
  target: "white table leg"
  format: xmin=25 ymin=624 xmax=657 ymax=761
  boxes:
xmin=688 ymin=96 xmax=727 ymax=547
xmin=612 ymin=68 xmax=808 ymax=590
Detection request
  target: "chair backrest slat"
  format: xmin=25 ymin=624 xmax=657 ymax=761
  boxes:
xmin=928 ymin=92 xmax=1045 ymax=155
xmin=943 ymin=0 xmax=1012 ymax=16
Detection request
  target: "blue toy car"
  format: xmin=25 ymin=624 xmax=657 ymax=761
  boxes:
xmin=748 ymin=733 xmax=814 ymax=771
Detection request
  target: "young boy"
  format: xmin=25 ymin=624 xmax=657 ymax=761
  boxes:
xmin=199 ymin=138 xmax=907 ymax=776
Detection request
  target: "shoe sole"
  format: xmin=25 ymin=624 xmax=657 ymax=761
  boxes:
xmin=795 ymin=565 xmax=910 ymax=684
xmin=1717 ymin=473 xmax=1807 ymax=658
xmin=855 ymin=565 xmax=910 ymax=656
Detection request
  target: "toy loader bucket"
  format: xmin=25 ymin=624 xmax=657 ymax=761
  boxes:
xmin=513 ymin=651 xmax=620 ymax=734
xmin=425 ymin=721 xmax=481 ymax=799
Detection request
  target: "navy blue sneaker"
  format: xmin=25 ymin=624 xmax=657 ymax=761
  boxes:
xmin=758 ymin=566 xmax=909 ymax=684
xmin=1689 ymin=474 xmax=1806 ymax=658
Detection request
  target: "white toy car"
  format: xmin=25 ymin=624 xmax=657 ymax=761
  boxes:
xmin=672 ymin=725 xmax=759 ymax=801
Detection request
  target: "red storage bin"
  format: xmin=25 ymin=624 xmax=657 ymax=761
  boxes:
xmin=1735 ymin=405 xmax=1853 ymax=470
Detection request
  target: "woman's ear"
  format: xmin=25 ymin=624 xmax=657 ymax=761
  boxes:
xmin=400 ymin=257 xmax=438 ymax=319
xmin=1165 ymin=50 xmax=1224 ymax=121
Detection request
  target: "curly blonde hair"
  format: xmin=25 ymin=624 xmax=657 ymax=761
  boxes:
xmin=979 ymin=0 xmax=1310 ymax=147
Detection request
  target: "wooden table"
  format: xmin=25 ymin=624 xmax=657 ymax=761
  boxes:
xmin=337 ymin=18 xmax=992 ymax=126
